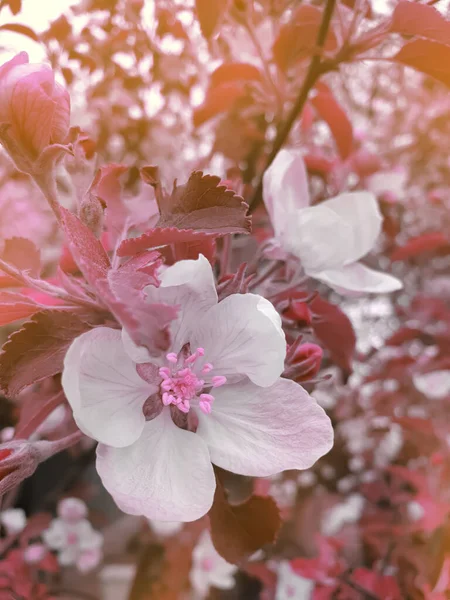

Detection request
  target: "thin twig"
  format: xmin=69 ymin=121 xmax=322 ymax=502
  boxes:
xmin=248 ymin=0 xmax=337 ymax=211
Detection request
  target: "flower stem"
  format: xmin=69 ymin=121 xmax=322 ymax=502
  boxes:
xmin=14 ymin=391 xmax=65 ymax=440
xmin=248 ymin=0 xmax=337 ymax=211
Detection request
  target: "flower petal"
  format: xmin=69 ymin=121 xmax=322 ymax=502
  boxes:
xmin=263 ymin=149 xmax=310 ymax=238
xmin=196 ymin=378 xmax=333 ymax=476
xmin=96 ymin=409 xmax=216 ymax=522
xmin=290 ymin=205 xmax=355 ymax=273
xmin=62 ymin=327 xmax=151 ymax=448
xmin=313 ymin=262 xmax=403 ymax=295
xmin=322 ymin=192 xmax=383 ymax=264
xmin=191 ymin=293 xmax=286 ymax=387
xmin=144 ymin=255 xmax=218 ymax=352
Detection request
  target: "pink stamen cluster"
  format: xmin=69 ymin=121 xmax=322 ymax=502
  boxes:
xmin=158 ymin=347 xmax=227 ymax=415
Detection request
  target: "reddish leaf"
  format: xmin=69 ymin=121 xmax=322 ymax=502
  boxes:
xmin=393 ymin=39 xmax=450 ymax=88
xmin=209 ymin=478 xmax=281 ymax=565
xmin=272 ymin=6 xmax=337 ymax=71
xmin=0 ymin=237 xmax=41 ymax=279
xmin=304 ymin=153 xmax=336 ymax=176
xmin=157 ymin=172 xmax=251 ymax=235
xmin=0 ymin=23 xmax=38 ymax=41
xmin=390 ymin=232 xmax=449 ymax=262
xmin=0 ymin=292 xmax=39 ymax=326
xmin=7 ymin=0 xmax=22 ymax=15
xmin=172 ymin=238 xmax=217 ymax=263
xmin=351 ymin=568 xmax=402 ymax=599
xmin=195 ymin=0 xmax=230 ymax=38
xmin=310 ymin=296 xmax=356 ymax=373
xmin=60 ymin=207 xmax=111 ymax=291
xmin=193 ymin=82 xmax=247 ymax=126
xmin=210 ymin=63 xmax=262 ymax=87
xmin=118 ymin=227 xmax=216 ymax=257
xmin=311 ymin=84 xmax=354 ymax=159
xmin=105 ymin=255 xmax=177 ymax=356
xmin=390 ymin=1 xmax=450 ymax=44
xmin=0 ymin=311 xmax=92 ymax=397
xmin=385 ymin=326 xmax=422 ymax=346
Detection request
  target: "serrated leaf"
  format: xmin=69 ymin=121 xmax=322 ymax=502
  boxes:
xmin=157 ymin=171 xmax=251 ymax=235
xmin=0 ymin=311 xmax=92 ymax=397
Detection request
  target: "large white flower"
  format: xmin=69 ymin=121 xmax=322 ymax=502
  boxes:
xmin=263 ymin=150 xmax=403 ymax=295
xmin=62 ymin=256 xmax=333 ymax=522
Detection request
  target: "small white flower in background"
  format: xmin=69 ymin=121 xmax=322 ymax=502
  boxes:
xmin=413 ymin=371 xmax=450 ymax=399
xmin=148 ymin=519 xmax=183 ymax=538
xmin=62 ymin=255 xmax=333 ymax=522
xmin=322 ymin=493 xmax=365 ymax=536
xmin=374 ymin=424 xmax=403 ymax=468
xmin=263 ymin=150 xmax=403 ymax=296
xmin=189 ymin=530 xmax=237 ymax=598
xmin=276 ymin=561 xmax=314 ymax=600
xmin=0 ymin=508 xmax=26 ymax=534
xmin=367 ymin=169 xmax=407 ymax=202
xmin=0 ymin=427 xmax=15 ymax=442
xmin=43 ymin=497 xmax=103 ymax=572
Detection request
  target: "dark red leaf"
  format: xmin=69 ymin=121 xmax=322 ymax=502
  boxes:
xmin=390 ymin=1 xmax=450 ymax=44
xmin=60 ymin=207 xmax=111 ymax=291
xmin=310 ymin=295 xmax=356 ymax=373
xmin=210 ymin=63 xmax=262 ymax=87
xmin=0 ymin=237 xmax=41 ymax=279
xmin=311 ymin=84 xmax=354 ymax=159
xmin=385 ymin=326 xmax=422 ymax=346
xmin=157 ymin=172 xmax=251 ymax=235
xmin=195 ymin=0 xmax=230 ymax=38
xmin=393 ymin=39 xmax=450 ymax=88
xmin=118 ymin=227 xmax=216 ymax=257
xmin=0 ymin=292 xmax=39 ymax=326
xmin=272 ymin=5 xmax=337 ymax=71
xmin=0 ymin=23 xmax=38 ymax=41
xmin=193 ymin=82 xmax=247 ymax=126
xmin=304 ymin=153 xmax=336 ymax=176
xmin=390 ymin=232 xmax=449 ymax=262
xmin=105 ymin=256 xmax=177 ymax=356
xmin=209 ymin=477 xmax=281 ymax=565
xmin=172 ymin=238 xmax=217 ymax=263
xmin=0 ymin=311 xmax=92 ymax=397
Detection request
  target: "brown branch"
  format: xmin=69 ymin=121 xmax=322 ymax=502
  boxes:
xmin=248 ymin=0 xmax=337 ymax=211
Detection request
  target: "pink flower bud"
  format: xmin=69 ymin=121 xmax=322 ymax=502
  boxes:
xmin=0 ymin=432 xmax=81 ymax=497
xmin=0 ymin=440 xmax=43 ymax=497
xmin=0 ymin=52 xmax=70 ymax=166
xmin=285 ymin=342 xmax=323 ymax=383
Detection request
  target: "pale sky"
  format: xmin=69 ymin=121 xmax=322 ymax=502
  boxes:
xmin=0 ymin=0 xmax=74 ymax=61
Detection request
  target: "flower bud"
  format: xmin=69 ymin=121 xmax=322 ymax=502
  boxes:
xmin=0 ymin=52 xmax=70 ymax=171
xmin=0 ymin=440 xmax=43 ymax=496
xmin=0 ymin=432 xmax=81 ymax=497
xmin=284 ymin=342 xmax=323 ymax=383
